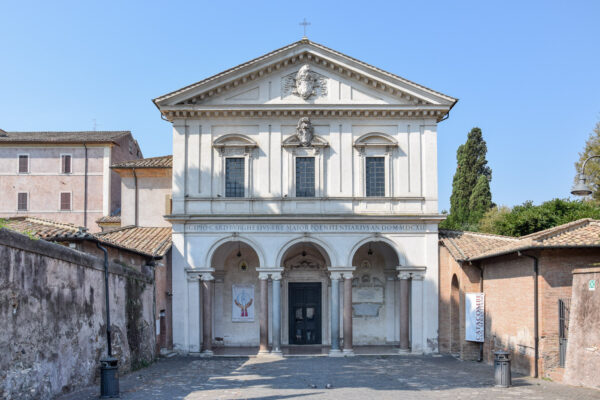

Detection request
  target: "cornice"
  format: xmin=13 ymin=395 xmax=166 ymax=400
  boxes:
xmin=166 ymin=213 xmax=446 ymax=224
xmin=161 ymin=105 xmax=448 ymax=122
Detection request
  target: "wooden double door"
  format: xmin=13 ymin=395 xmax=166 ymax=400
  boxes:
xmin=288 ymin=282 xmax=322 ymax=345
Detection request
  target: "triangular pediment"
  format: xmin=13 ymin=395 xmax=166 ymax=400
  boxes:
xmin=154 ymin=39 xmax=457 ymax=111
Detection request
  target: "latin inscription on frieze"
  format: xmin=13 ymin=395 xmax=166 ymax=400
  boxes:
xmin=186 ymin=223 xmax=427 ymax=233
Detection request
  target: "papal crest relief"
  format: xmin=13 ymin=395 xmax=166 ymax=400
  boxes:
xmin=296 ymin=117 xmax=314 ymax=147
xmin=282 ymin=64 xmax=328 ymax=100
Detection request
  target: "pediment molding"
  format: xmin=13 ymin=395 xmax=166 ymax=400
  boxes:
xmin=154 ymin=40 xmax=457 ymax=111
xmin=212 ymin=133 xmax=257 ymax=149
xmin=354 ymin=132 xmax=398 ymax=149
xmin=282 ymin=134 xmax=329 ymax=149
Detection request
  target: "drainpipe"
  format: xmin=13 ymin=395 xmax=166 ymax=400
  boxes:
xmin=132 ymin=167 xmax=138 ymax=226
xmin=97 ymin=241 xmax=112 ymax=357
xmin=519 ymin=251 xmax=539 ymax=378
xmin=83 ymin=143 xmax=88 ymax=229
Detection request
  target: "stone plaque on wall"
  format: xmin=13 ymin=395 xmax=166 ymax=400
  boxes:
xmin=353 ymin=287 xmax=384 ymax=303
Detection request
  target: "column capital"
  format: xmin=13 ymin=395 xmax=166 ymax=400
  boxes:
xmin=256 ymin=268 xmax=284 ymax=280
xmin=271 ymin=272 xmax=282 ymax=280
xmin=330 ymin=271 xmax=343 ymax=281
xmin=411 ymin=272 xmax=425 ymax=281
xmin=398 ymin=271 xmax=411 ymax=280
xmin=258 ymin=273 xmax=269 ymax=280
xmin=187 ymin=272 xmax=201 ymax=282
xmin=328 ymin=267 xmax=355 ymax=280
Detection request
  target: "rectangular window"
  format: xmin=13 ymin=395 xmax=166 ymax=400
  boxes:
xmin=295 ymin=157 xmax=315 ymax=197
xmin=366 ymin=157 xmax=385 ymax=197
xmin=60 ymin=192 xmax=71 ymax=210
xmin=61 ymin=155 xmax=72 ymax=174
xmin=17 ymin=192 xmax=28 ymax=211
xmin=225 ymin=158 xmax=245 ymax=197
xmin=18 ymin=155 xmax=29 ymax=173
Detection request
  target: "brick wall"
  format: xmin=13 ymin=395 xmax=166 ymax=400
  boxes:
xmin=438 ymin=245 xmax=481 ymax=360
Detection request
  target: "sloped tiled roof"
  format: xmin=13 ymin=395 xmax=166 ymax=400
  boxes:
xmin=0 ymin=131 xmax=130 ymax=144
xmin=441 ymin=219 xmax=600 ymax=262
xmin=96 ymin=215 xmax=122 ymax=224
xmin=95 ymin=226 xmax=172 ymax=257
xmin=2 ymin=216 xmax=171 ymax=258
xmin=111 ymin=155 xmax=172 ymax=169
xmin=1 ymin=217 xmax=89 ymax=240
xmin=439 ymin=230 xmax=518 ymax=262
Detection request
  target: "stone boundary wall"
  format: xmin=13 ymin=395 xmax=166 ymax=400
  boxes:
xmin=563 ymin=267 xmax=600 ymax=389
xmin=0 ymin=228 xmax=156 ymax=400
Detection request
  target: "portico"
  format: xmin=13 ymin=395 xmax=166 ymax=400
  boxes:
xmin=155 ymin=39 xmax=456 ymax=357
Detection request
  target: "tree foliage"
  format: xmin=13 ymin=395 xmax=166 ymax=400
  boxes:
xmin=442 ymin=127 xmax=492 ymax=229
xmin=575 ymin=121 xmax=600 ymax=200
xmin=478 ymin=198 xmax=600 ymax=237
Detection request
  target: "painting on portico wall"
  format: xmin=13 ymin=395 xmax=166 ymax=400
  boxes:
xmin=232 ymin=285 xmax=255 ymax=322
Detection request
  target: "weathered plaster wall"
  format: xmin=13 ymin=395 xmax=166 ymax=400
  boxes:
xmin=0 ymin=229 xmax=155 ymax=400
xmin=120 ymin=175 xmax=171 ymax=227
xmin=563 ymin=267 xmax=600 ymax=389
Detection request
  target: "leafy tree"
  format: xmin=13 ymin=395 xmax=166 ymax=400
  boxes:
xmin=442 ymin=127 xmax=492 ymax=229
xmin=575 ymin=121 xmax=600 ymax=200
xmin=478 ymin=198 xmax=600 ymax=237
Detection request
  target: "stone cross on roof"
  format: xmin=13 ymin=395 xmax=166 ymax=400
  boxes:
xmin=299 ymin=18 xmax=310 ymax=38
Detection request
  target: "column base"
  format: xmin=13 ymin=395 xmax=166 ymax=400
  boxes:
xmin=342 ymin=349 xmax=355 ymax=356
xmin=199 ymin=350 xmax=214 ymax=358
xmin=398 ymin=348 xmax=410 ymax=354
xmin=328 ymin=349 xmax=343 ymax=357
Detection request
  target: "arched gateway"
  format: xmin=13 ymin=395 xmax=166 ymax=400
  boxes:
xmin=157 ymin=39 xmax=455 ymax=356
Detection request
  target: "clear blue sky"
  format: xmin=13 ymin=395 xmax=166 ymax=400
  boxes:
xmin=1 ymin=1 xmax=599 ymax=211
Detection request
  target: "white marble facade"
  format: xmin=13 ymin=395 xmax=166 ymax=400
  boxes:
xmin=154 ymin=39 xmax=456 ymax=355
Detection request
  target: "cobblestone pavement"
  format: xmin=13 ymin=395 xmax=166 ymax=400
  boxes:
xmin=58 ymin=355 xmax=600 ymax=400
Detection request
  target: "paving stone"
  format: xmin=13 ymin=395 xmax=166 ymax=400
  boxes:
xmin=57 ymin=354 xmax=600 ymax=400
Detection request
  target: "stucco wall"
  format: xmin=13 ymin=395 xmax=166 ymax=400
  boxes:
xmin=0 ymin=146 xmax=106 ymax=231
xmin=110 ymin=134 xmax=142 ymax=216
xmin=121 ymin=175 xmax=171 ymax=227
xmin=0 ymin=229 xmax=155 ymax=400
xmin=563 ymin=267 xmax=600 ymax=389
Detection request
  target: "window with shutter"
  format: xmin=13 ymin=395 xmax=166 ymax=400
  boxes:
xmin=18 ymin=155 xmax=29 ymax=173
xmin=17 ymin=193 xmax=28 ymax=211
xmin=61 ymin=155 xmax=72 ymax=174
xmin=60 ymin=192 xmax=71 ymax=211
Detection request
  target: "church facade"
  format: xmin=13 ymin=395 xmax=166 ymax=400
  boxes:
xmin=154 ymin=39 xmax=456 ymax=355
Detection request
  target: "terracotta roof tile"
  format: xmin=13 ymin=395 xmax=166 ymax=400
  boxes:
xmin=111 ymin=155 xmax=172 ymax=169
xmin=96 ymin=215 xmax=122 ymax=224
xmin=95 ymin=226 xmax=172 ymax=257
xmin=439 ymin=230 xmax=518 ymax=262
xmin=442 ymin=219 xmax=600 ymax=262
xmin=0 ymin=131 xmax=130 ymax=144
xmin=1 ymin=216 xmax=88 ymax=239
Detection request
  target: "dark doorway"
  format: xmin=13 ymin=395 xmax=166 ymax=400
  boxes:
xmin=289 ymin=282 xmax=322 ymax=345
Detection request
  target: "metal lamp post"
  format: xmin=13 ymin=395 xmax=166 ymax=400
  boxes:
xmin=571 ymin=155 xmax=600 ymax=197
xmin=97 ymin=241 xmax=120 ymax=398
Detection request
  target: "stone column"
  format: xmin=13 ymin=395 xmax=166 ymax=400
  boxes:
xmin=187 ymin=273 xmax=201 ymax=353
xmin=200 ymin=273 xmax=214 ymax=357
xmin=343 ymin=272 xmax=354 ymax=355
xmin=271 ymin=272 xmax=282 ymax=355
xmin=259 ymin=274 xmax=269 ymax=354
xmin=329 ymin=272 xmax=342 ymax=356
xmin=411 ymin=272 xmax=425 ymax=354
xmin=398 ymin=271 xmax=411 ymax=353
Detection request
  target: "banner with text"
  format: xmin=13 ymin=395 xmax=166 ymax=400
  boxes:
xmin=465 ymin=292 xmax=485 ymax=342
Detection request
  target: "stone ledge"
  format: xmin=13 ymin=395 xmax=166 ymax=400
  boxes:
xmin=0 ymin=228 xmax=152 ymax=283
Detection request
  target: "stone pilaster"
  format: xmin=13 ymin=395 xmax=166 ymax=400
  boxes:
xmin=200 ymin=272 xmax=214 ymax=357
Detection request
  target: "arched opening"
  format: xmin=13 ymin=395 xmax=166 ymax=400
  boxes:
xmin=279 ymin=241 xmax=331 ymax=346
xmin=350 ymin=240 xmax=400 ymax=345
xmin=450 ymin=274 xmax=460 ymax=354
xmin=210 ymin=240 xmax=261 ymax=346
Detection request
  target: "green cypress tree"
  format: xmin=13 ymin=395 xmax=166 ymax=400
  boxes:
xmin=468 ymin=175 xmax=492 ymax=224
xmin=442 ymin=127 xmax=492 ymax=229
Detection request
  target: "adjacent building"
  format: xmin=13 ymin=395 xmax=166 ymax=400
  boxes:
xmin=0 ymin=130 xmax=142 ymax=232
xmin=154 ymin=39 xmax=457 ymax=355
xmin=439 ymin=219 xmax=600 ymax=381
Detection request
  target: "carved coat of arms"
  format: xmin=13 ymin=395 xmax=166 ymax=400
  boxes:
xmin=282 ymin=64 xmax=328 ymax=100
